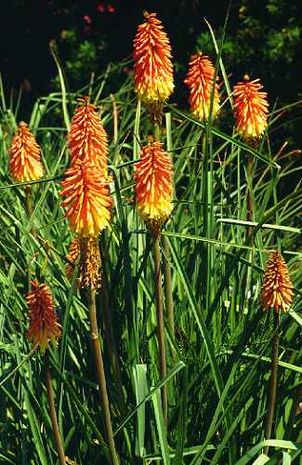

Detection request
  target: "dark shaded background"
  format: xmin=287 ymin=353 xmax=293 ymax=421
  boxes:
xmin=0 ymin=0 xmax=301 ymax=144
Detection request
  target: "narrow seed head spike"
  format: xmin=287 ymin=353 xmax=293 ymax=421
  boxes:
xmin=135 ymin=141 xmax=173 ymax=235
xmin=61 ymin=160 xmax=112 ymax=237
xmin=9 ymin=122 xmax=44 ymax=182
xmin=66 ymin=236 xmax=101 ymax=290
xmin=26 ymin=280 xmax=61 ymax=353
xmin=133 ymin=11 xmax=174 ymax=120
xmin=233 ymin=77 xmax=269 ymax=140
xmin=260 ymin=251 xmax=293 ymax=313
xmin=184 ymin=52 xmax=220 ymax=121
xmin=68 ymin=97 xmax=109 ymax=177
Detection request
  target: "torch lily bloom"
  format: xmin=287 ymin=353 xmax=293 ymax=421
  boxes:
xmin=9 ymin=122 xmax=44 ymax=182
xmin=260 ymin=251 xmax=293 ymax=312
xmin=233 ymin=75 xmax=269 ymax=140
xmin=61 ymin=161 xmax=112 ymax=237
xmin=68 ymin=97 xmax=109 ymax=177
xmin=135 ymin=141 xmax=173 ymax=234
xmin=133 ymin=11 xmax=174 ymax=119
xmin=27 ymin=280 xmax=61 ymax=352
xmin=184 ymin=52 xmax=220 ymax=121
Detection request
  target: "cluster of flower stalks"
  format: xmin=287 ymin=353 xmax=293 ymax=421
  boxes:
xmin=7 ymin=10 xmax=295 ymax=465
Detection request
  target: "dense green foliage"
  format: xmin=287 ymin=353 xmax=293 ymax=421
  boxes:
xmin=0 ymin=6 xmax=302 ymax=465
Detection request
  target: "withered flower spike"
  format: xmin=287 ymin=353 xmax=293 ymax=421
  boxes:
xmin=26 ymin=280 xmax=61 ymax=353
xmin=68 ymin=98 xmax=109 ymax=177
xmin=61 ymin=160 xmax=112 ymax=237
xmin=133 ymin=11 xmax=174 ymax=120
xmin=233 ymin=77 xmax=269 ymax=140
xmin=184 ymin=52 xmax=220 ymax=122
xmin=135 ymin=141 xmax=173 ymax=235
xmin=9 ymin=122 xmax=44 ymax=182
xmin=260 ymin=251 xmax=293 ymax=313
xmin=66 ymin=236 xmax=101 ymax=290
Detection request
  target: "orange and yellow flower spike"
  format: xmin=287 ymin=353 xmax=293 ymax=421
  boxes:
xmin=234 ymin=75 xmax=269 ymax=140
xmin=184 ymin=52 xmax=220 ymax=121
xmin=135 ymin=141 xmax=173 ymax=235
xmin=61 ymin=161 xmax=112 ymax=237
xmin=27 ymin=280 xmax=61 ymax=353
xmin=260 ymin=251 xmax=293 ymax=312
xmin=133 ymin=11 xmax=174 ymax=120
xmin=68 ymin=97 xmax=109 ymax=177
xmin=9 ymin=122 xmax=44 ymax=182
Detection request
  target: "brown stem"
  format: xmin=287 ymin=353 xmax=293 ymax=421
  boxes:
xmin=264 ymin=311 xmax=280 ymax=454
xmin=45 ymin=355 xmax=66 ymax=465
xmin=88 ymin=288 xmax=120 ymax=465
xmin=153 ymin=234 xmax=168 ymax=423
xmin=161 ymin=235 xmax=175 ymax=340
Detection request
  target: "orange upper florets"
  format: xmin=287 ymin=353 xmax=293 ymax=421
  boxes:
xmin=9 ymin=122 xmax=44 ymax=182
xmin=184 ymin=52 xmax=220 ymax=121
xmin=68 ymin=97 xmax=109 ymax=177
xmin=233 ymin=76 xmax=269 ymax=140
xmin=27 ymin=280 xmax=61 ymax=353
xmin=133 ymin=12 xmax=174 ymax=106
xmin=135 ymin=141 xmax=173 ymax=234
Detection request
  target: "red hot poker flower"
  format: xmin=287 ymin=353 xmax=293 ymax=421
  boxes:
xmin=9 ymin=122 xmax=44 ymax=182
xmin=68 ymin=98 xmax=109 ymax=177
xmin=260 ymin=251 xmax=293 ymax=312
xmin=27 ymin=280 xmax=61 ymax=353
xmin=184 ymin=52 xmax=220 ymax=121
xmin=61 ymin=161 xmax=112 ymax=237
xmin=135 ymin=141 xmax=173 ymax=234
xmin=133 ymin=12 xmax=174 ymax=114
xmin=233 ymin=76 xmax=269 ymax=140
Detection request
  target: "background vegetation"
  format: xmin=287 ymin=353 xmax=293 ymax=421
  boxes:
xmin=0 ymin=1 xmax=302 ymax=464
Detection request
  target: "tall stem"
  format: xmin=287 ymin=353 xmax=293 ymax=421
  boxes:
xmin=99 ymin=271 xmax=126 ymax=416
xmin=246 ymin=154 xmax=254 ymax=241
xmin=162 ymin=236 xmax=175 ymax=338
xmin=154 ymin=121 xmax=175 ymax=346
xmin=88 ymin=289 xmax=120 ymax=465
xmin=25 ymin=186 xmax=33 ymax=218
xmin=264 ymin=311 xmax=280 ymax=454
xmin=153 ymin=234 xmax=167 ymax=422
xmin=45 ymin=354 xmax=66 ymax=465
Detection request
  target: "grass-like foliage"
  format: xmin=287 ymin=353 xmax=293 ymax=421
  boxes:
xmin=0 ymin=21 xmax=302 ymax=465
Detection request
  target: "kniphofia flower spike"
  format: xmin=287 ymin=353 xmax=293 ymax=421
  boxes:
xmin=135 ymin=141 xmax=173 ymax=235
xmin=9 ymin=122 xmax=44 ymax=182
xmin=260 ymin=251 xmax=293 ymax=312
xmin=184 ymin=52 xmax=220 ymax=121
xmin=133 ymin=11 xmax=174 ymax=120
xmin=27 ymin=280 xmax=61 ymax=353
xmin=68 ymin=97 xmax=109 ymax=177
xmin=233 ymin=75 xmax=269 ymax=140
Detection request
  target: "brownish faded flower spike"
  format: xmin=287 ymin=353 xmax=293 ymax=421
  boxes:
xmin=66 ymin=236 xmax=101 ymax=290
xmin=68 ymin=97 xmax=109 ymax=177
xmin=135 ymin=141 xmax=173 ymax=235
xmin=133 ymin=11 xmax=174 ymax=120
xmin=61 ymin=160 xmax=112 ymax=237
xmin=26 ymin=280 xmax=61 ymax=352
xmin=260 ymin=251 xmax=293 ymax=312
xmin=9 ymin=122 xmax=44 ymax=182
xmin=233 ymin=75 xmax=269 ymax=140
xmin=184 ymin=52 xmax=220 ymax=122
